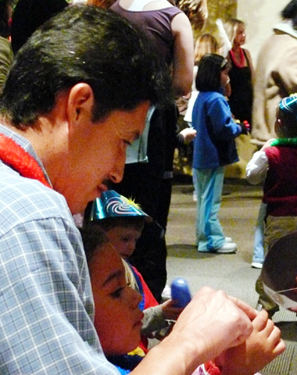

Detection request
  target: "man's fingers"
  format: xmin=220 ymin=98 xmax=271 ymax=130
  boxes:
xmin=229 ymin=295 xmax=258 ymax=320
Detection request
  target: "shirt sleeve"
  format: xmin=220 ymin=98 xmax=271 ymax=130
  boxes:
xmin=246 ymin=150 xmax=268 ymax=185
xmin=207 ymin=96 xmax=242 ymax=140
xmin=141 ymin=305 xmax=169 ymax=335
xmin=0 ymin=216 xmax=120 ymax=375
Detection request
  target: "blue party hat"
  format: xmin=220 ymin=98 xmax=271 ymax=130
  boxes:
xmin=279 ymin=93 xmax=297 ymax=116
xmin=89 ymin=190 xmax=152 ymax=222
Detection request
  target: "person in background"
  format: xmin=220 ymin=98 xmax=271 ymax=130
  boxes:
xmin=183 ymin=33 xmax=220 ymax=202
xmin=224 ymin=18 xmax=254 ymax=126
xmin=10 ymin=0 xmax=68 ymax=54
xmin=0 ymin=0 xmax=13 ymax=90
xmin=247 ymin=94 xmax=297 ymax=318
xmin=251 ymin=0 xmax=297 ymax=146
xmin=250 ymin=202 xmax=266 ymax=269
xmin=192 ymin=54 xmax=249 ymax=254
xmin=110 ymin=0 xmax=194 ymax=302
xmin=80 ymin=224 xmax=285 ymax=375
xmin=184 ymin=33 xmax=220 ymax=126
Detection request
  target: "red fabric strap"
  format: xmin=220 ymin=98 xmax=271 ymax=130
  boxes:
xmin=0 ymin=133 xmax=51 ymax=188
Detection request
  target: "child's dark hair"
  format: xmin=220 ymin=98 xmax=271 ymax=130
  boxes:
xmin=90 ymin=216 xmax=145 ymax=233
xmin=278 ymin=107 xmax=297 ymax=138
xmin=196 ymin=53 xmax=228 ymax=92
xmin=79 ymin=226 xmax=109 ymax=265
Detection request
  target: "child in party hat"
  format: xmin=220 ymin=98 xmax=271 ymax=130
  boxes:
xmin=80 ymin=195 xmax=279 ymax=375
xmin=246 ymin=93 xmax=297 ymax=317
xmin=83 ymin=190 xmax=183 ymax=350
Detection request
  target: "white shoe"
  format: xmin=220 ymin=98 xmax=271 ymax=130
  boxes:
xmin=216 ymin=242 xmax=237 ymax=254
xmin=161 ymin=285 xmax=171 ymax=300
xmin=196 ymin=237 xmax=232 ymax=248
xmin=251 ymin=262 xmax=263 ymax=269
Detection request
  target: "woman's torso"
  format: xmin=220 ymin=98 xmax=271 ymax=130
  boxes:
xmin=110 ymin=0 xmax=182 ymax=66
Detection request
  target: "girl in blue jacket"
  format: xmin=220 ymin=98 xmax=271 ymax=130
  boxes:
xmin=192 ymin=53 xmax=248 ymax=254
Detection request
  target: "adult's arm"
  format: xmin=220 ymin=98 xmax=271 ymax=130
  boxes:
xmin=130 ymin=287 xmax=254 ymax=375
xmin=0 ymin=213 xmax=119 ymax=374
xmin=171 ymin=12 xmax=194 ymax=97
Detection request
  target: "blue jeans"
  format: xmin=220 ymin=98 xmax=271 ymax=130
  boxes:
xmin=193 ymin=166 xmax=225 ymax=251
xmin=252 ymin=202 xmax=266 ymax=264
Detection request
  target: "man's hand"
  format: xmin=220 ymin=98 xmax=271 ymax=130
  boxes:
xmin=171 ymin=287 xmax=254 ymax=364
xmin=217 ymin=309 xmax=286 ymax=375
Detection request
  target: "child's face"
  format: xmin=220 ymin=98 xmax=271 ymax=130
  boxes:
xmin=234 ymin=24 xmax=246 ymax=46
xmin=105 ymin=227 xmax=142 ymax=259
xmin=89 ymin=242 xmax=143 ymax=356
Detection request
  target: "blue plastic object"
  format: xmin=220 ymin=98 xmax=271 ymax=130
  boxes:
xmin=171 ymin=278 xmax=192 ymax=308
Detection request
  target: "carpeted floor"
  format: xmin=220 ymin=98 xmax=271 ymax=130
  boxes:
xmin=165 ymin=179 xmax=297 ymax=375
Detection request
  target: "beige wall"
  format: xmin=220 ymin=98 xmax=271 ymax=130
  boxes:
xmin=237 ymin=0 xmax=289 ymax=65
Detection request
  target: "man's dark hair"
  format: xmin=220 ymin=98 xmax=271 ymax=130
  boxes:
xmin=195 ymin=53 xmax=226 ymax=92
xmin=0 ymin=5 xmax=171 ymax=128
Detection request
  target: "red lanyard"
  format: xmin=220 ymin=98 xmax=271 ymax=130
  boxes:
xmin=0 ymin=133 xmax=51 ymax=188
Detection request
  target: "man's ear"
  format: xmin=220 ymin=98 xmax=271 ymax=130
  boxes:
xmin=66 ymin=83 xmax=95 ymax=129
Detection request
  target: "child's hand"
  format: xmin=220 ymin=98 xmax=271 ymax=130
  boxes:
xmin=239 ymin=121 xmax=250 ymax=135
xmin=179 ymin=127 xmax=197 ymax=144
xmin=216 ymin=309 xmax=286 ymax=375
xmin=161 ymin=299 xmax=183 ymax=320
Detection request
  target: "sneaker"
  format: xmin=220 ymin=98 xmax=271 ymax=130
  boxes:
xmin=251 ymin=262 xmax=263 ymax=269
xmin=216 ymin=242 xmax=237 ymax=254
xmin=161 ymin=284 xmax=171 ymax=300
xmin=196 ymin=237 xmax=232 ymax=248
xmin=199 ymin=242 xmax=237 ymax=254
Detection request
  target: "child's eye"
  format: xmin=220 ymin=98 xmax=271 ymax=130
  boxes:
xmin=110 ymin=287 xmax=124 ymax=299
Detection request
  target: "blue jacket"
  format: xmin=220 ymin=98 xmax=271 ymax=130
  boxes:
xmin=192 ymin=91 xmax=241 ymax=169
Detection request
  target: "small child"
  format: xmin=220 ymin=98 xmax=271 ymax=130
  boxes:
xmin=80 ymin=224 xmax=283 ymax=375
xmin=80 ymin=225 xmax=144 ymax=374
xmin=246 ymin=93 xmax=297 ymax=317
xmin=192 ymin=53 xmax=249 ymax=254
xmin=84 ymin=190 xmax=182 ymax=349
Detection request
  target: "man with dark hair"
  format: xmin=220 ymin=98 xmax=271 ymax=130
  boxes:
xmin=0 ymin=4 xmax=283 ymax=375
